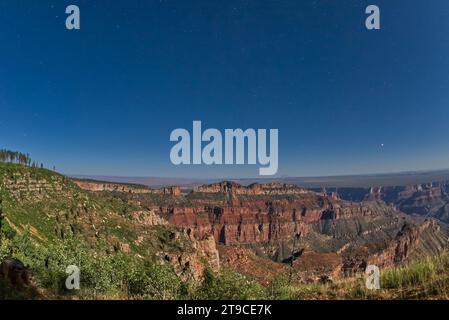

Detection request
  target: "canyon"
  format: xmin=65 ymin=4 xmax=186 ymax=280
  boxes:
xmin=2 ymin=161 xmax=449 ymax=293
xmin=320 ymin=181 xmax=449 ymax=223
xmin=76 ymin=179 xmax=449 ymax=282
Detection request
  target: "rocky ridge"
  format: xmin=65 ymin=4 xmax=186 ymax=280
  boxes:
xmin=73 ymin=179 xmax=181 ymax=196
xmin=323 ymin=181 xmax=449 ymax=223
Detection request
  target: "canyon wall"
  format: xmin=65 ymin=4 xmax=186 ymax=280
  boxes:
xmin=323 ymin=182 xmax=449 ymax=223
xmin=150 ymin=182 xmax=449 ymax=278
xmin=73 ymin=179 xmax=181 ymax=196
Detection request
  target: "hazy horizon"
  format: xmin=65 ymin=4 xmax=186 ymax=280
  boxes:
xmin=69 ymin=166 xmax=449 ymax=180
xmin=69 ymin=166 xmax=449 ymax=189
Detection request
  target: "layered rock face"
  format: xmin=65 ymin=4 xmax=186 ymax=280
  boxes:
xmin=368 ymin=219 xmax=447 ymax=266
xmin=73 ymin=180 xmax=153 ymax=194
xmin=73 ymin=179 xmax=182 ymax=196
xmin=160 ymin=230 xmax=220 ymax=281
xmin=193 ymin=181 xmax=308 ymax=195
xmin=388 ymin=183 xmax=449 ymax=222
xmin=163 ymin=182 xmax=398 ymax=245
xmin=166 ymin=182 xmax=329 ymax=245
xmin=142 ymin=182 xmax=449 ymax=278
xmin=325 ymin=182 xmax=449 ymax=223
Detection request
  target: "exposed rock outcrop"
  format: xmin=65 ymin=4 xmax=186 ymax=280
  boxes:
xmin=73 ymin=180 xmax=153 ymax=194
xmin=145 ymin=182 xmax=449 ymax=279
xmin=132 ymin=210 xmax=168 ymax=226
xmin=327 ymin=181 xmax=449 ymax=223
xmin=162 ymin=230 xmax=219 ymax=281
xmin=73 ymin=179 xmax=182 ymax=196
xmin=193 ymin=181 xmax=308 ymax=195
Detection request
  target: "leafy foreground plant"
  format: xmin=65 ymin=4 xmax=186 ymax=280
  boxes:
xmin=2 ymin=224 xmax=449 ymax=300
xmin=0 ymin=231 xmax=187 ymax=299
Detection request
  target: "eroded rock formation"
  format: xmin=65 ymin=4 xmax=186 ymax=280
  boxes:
xmin=152 ymin=182 xmax=449 ymax=279
xmin=73 ymin=179 xmax=182 ymax=196
xmin=326 ymin=182 xmax=449 ymax=223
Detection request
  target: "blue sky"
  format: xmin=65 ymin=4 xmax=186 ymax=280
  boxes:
xmin=1 ymin=0 xmax=449 ymax=178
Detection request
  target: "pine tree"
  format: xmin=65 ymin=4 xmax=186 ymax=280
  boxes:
xmin=0 ymin=149 xmax=31 ymax=166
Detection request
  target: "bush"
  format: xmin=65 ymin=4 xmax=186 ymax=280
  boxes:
xmin=194 ymin=268 xmax=266 ymax=300
xmin=266 ymin=274 xmax=294 ymax=299
xmin=2 ymin=231 xmax=187 ymax=299
xmin=127 ymin=261 xmax=185 ymax=299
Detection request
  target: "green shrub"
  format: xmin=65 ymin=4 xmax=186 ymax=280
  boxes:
xmin=194 ymin=268 xmax=266 ymax=300
xmin=266 ymin=274 xmax=293 ymax=299
xmin=2 ymin=230 xmax=186 ymax=299
xmin=127 ymin=261 xmax=185 ymax=299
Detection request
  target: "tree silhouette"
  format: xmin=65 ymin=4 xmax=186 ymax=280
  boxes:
xmin=0 ymin=149 xmax=36 ymax=166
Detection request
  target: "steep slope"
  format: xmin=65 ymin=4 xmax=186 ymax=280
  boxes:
xmin=0 ymin=163 xmax=219 ymax=295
